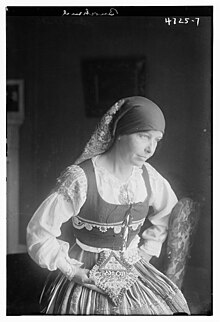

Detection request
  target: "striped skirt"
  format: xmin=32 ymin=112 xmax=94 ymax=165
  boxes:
xmin=40 ymin=243 xmax=190 ymax=315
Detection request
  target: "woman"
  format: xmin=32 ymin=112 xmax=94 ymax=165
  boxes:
xmin=26 ymin=96 xmax=190 ymax=315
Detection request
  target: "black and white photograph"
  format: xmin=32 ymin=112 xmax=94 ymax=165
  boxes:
xmin=5 ymin=4 xmax=212 ymax=316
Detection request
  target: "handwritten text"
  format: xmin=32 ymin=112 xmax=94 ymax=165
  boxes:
xmin=62 ymin=8 xmax=119 ymax=17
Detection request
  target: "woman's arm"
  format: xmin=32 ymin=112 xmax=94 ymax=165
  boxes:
xmin=26 ymin=165 xmax=87 ymax=277
xmin=139 ymin=163 xmax=178 ymax=258
xmin=27 ymin=165 xmax=110 ymax=292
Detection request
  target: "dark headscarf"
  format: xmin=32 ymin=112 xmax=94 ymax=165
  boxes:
xmin=112 ymin=96 xmax=165 ymax=138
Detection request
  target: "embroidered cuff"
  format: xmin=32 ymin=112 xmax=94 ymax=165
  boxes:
xmin=56 ymin=256 xmax=83 ymax=280
xmin=140 ymin=240 xmax=163 ymax=258
xmin=65 ymin=264 xmax=78 ymax=280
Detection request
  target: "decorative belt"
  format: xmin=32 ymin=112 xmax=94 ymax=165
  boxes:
xmin=76 ymin=236 xmax=141 ymax=265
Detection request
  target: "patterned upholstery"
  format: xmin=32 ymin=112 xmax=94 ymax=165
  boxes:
xmin=164 ymin=198 xmax=200 ymax=289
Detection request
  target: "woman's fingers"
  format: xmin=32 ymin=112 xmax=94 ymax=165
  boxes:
xmin=73 ymin=269 xmax=104 ymax=293
xmin=84 ymin=277 xmax=95 ymax=284
xmin=84 ymin=283 xmax=105 ymax=294
xmin=72 ymin=268 xmax=95 ymax=285
xmin=72 ymin=269 xmax=105 ymax=294
xmin=82 ymin=269 xmax=95 ymax=284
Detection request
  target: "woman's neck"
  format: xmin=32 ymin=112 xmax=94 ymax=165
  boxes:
xmin=98 ymin=146 xmax=133 ymax=183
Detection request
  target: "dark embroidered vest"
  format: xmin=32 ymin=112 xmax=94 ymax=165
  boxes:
xmin=72 ymin=159 xmax=151 ymax=250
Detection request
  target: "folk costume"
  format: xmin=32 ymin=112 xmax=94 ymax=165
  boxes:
xmin=27 ymin=97 xmax=190 ymax=315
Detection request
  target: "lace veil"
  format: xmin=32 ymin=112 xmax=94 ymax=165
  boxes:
xmin=74 ymin=98 xmax=125 ymax=165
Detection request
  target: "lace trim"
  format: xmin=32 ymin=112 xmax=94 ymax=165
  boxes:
xmin=56 ymin=165 xmax=87 ymax=203
xmin=72 ymin=216 xmax=145 ymax=233
xmin=118 ymin=184 xmax=135 ymax=205
xmin=75 ymin=99 xmax=125 ymax=165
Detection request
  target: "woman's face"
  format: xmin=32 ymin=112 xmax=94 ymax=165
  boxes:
xmin=118 ymin=130 xmax=163 ymax=167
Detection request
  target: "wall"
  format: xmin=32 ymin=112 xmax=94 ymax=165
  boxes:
xmin=6 ymin=15 xmax=211 ymax=274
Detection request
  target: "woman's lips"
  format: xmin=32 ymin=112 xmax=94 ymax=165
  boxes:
xmin=137 ymin=155 xmax=147 ymax=160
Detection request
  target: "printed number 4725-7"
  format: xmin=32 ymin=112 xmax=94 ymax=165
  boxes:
xmin=165 ymin=17 xmax=200 ymax=26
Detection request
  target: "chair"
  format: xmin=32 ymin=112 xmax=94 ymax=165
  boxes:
xmin=163 ymin=198 xmax=200 ymax=288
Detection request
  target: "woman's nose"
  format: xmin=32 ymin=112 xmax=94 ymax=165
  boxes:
xmin=145 ymin=140 xmax=154 ymax=153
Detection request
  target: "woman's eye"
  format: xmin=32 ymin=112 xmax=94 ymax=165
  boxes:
xmin=139 ymin=134 xmax=149 ymax=139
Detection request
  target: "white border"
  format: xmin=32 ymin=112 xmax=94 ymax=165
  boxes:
xmin=0 ymin=1 xmax=217 ymax=321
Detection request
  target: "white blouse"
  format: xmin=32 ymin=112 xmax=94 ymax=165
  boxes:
xmin=26 ymin=156 xmax=177 ymax=275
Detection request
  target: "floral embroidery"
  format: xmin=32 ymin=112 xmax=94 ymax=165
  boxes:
xmin=118 ymin=184 xmax=135 ymax=205
xmin=72 ymin=216 xmax=145 ymax=233
xmin=84 ymin=223 xmax=93 ymax=231
xmin=100 ymin=226 xmax=108 ymax=232
xmin=56 ymin=165 xmax=87 ymax=203
xmin=114 ymin=226 xmax=122 ymax=234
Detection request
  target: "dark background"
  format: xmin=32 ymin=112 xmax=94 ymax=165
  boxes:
xmin=6 ymin=8 xmax=212 ymax=314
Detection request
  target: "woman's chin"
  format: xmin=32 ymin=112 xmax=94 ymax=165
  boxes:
xmin=132 ymin=156 xmax=147 ymax=167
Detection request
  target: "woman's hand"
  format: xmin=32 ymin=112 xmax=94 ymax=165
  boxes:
xmin=58 ymin=258 xmax=105 ymax=294
xmin=72 ymin=268 xmax=94 ymax=285
xmin=139 ymin=249 xmax=153 ymax=263
xmin=73 ymin=268 xmax=105 ymax=294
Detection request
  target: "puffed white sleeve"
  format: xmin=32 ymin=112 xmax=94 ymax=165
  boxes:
xmin=26 ymin=165 xmax=87 ymax=275
xmin=140 ymin=163 xmax=178 ymax=258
